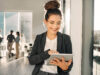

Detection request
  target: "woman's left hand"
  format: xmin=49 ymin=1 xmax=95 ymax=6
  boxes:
xmin=50 ymin=57 xmax=72 ymax=71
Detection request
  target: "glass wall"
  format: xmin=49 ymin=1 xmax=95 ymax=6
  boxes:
xmin=0 ymin=12 xmax=32 ymax=57
xmin=5 ymin=12 xmax=18 ymax=35
xmin=93 ymin=0 xmax=100 ymax=75
xmin=0 ymin=12 xmax=4 ymax=38
xmin=0 ymin=12 xmax=32 ymax=43
xmin=20 ymin=12 xmax=32 ymax=43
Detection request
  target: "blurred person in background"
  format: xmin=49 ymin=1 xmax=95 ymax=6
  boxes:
xmin=15 ymin=32 xmax=20 ymax=59
xmin=7 ymin=30 xmax=15 ymax=58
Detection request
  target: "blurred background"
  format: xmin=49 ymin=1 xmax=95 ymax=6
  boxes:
xmin=0 ymin=0 xmax=98 ymax=75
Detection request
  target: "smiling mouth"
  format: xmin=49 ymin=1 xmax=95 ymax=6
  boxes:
xmin=52 ymin=29 xmax=58 ymax=31
xmin=50 ymin=27 xmax=58 ymax=32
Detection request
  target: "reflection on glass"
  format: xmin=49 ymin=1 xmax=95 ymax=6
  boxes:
xmin=64 ymin=0 xmax=70 ymax=35
xmin=0 ymin=11 xmax=32 ymax=61
xmin=5 ymin=12 xmax=18 ymax=35
xmin=0 ymin=12 xmax=4 ymax=37
xmin=20 ymin=12 xmax=32 ymax=43
xmin=93 ymin=0 xmax=100 ymax=75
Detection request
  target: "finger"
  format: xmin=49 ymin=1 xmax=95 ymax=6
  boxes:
xmin=50 ymin=59 xmax=53 ymax=62
xmin=55 ymin=51 xmax=59 ymax=53
xmin=50 ymin=60 xmax=53 ymax=64
xmin=56 ymin=52 xmax=59 ymax=54
xmin=50 ymin=50 xmax=55 ymax=54
xmin=50 ymin=61 xmax=56 ymax=64
xmin=53 ymin=51 xmax=57 ymax=54
xmin=68 ymin=59 xmax=72 ymax=63
xmin=50 ymin=60 xmax=58 ymax=65
xmin=61 ymin=57 xmax=65 ymax=62
xmin=53 ymin=57 xmax=60 ymax=62
xmin=51 ymin=51 xmax=55 ymax=55
xmin=52 ymin=50 xmax=59 ymax=53
xmin=54 ymin=50 xmax=58 ymax=52
xmin=67 ymin=59 xmax=72 ymax=66
xmin=55 ymin=51 xmax=59 ymax=54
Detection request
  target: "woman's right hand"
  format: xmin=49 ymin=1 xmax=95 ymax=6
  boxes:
xmin=48 ymin=50 xmax=59 ymax=55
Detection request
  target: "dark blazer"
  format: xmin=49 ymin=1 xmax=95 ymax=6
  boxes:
xmin=28 ymin=32 xmax=73 ymax=75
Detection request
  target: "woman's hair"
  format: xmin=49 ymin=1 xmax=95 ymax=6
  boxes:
xmin=44 ymin=0 xmax=62 ymax=21
xmin=16 ymin=32 xmax=20 ymax=36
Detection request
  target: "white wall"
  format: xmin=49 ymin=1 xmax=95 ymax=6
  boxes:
xmin=70 ymin=0 xmax=82 ymax=75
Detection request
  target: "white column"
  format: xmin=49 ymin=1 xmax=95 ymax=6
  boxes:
xmin=70 ymin=0 xmax=82 ymax=75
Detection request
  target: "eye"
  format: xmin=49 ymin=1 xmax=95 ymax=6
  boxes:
xmin=50 ymin=21 xmax=54 ymax=24
xmin=57 ymin=22 xmax=61 ymax=25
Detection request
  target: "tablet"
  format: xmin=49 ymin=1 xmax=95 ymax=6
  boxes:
xmin=46 ymin=53 xmax=73 ymax=66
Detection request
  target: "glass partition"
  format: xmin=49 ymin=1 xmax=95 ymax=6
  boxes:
xmin=93 ymin=0 xmax=100 ymax=75
xmin=0 ymin=12 xmax=4 ymax=38
xmin=0 ymin=12 xmax=32 ymax=59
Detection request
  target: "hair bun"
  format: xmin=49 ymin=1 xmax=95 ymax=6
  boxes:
xmin=44 ymin=0 xmax=60 ymax=10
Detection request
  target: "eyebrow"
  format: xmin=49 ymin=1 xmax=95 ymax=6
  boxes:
xmin=49 ymin=20 xmax=61 ymax=22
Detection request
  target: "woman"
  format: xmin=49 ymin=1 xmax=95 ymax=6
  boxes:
xmin=15 ymin=32 xmax=20 ymax=59
xmin=28 ymin=1 xmax=73 ymax=75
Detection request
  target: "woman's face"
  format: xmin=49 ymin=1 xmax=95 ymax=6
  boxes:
xmin=44 ymin=14 xmax=61 ymax=34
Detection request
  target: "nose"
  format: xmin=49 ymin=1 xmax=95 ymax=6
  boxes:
xmin=53 ymin=25 xmax=58 ymax=29
xmin=53 ymin=23 xmax=58 ymax=27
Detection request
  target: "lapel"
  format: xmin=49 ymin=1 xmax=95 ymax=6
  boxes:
xmin=41 ymin=32 xmax=46 ymax=52
xmin=41 ymin=32 xmax=62 ymax=53
xmin=57 ymin=32 xmax=62 ymax=53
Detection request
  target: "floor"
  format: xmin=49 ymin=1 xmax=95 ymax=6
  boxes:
xmin=0 ymin=49 xmax=100 ymax=75
xmin=0 ymin=57 xmax=34 ymax=75
xmin=0 ymin=42 xmax=34 ymax=75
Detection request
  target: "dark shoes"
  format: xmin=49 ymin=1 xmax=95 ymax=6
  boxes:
xmin=8 ymin=54 xmax=12 ymax=58
xmin=15 ymin=58 xmax=18 ymax=59
xmin=11 ymin=48 xmax=14 ymax=50
xmin=0 ymin=56 xmax=2 ymax=59
xmin=11 ymin=53 xmax=15 ymax=56
xmin=9 ymin=53 xmax=15 ymax=58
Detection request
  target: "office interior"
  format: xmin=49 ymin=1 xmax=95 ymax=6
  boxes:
xmin=0 ymin=0 xmax=99 ymax=75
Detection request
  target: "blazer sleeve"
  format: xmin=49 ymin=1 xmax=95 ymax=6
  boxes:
xmin=63 ymin=35 xmax=73 ymax=73
xmin=28 ymin=35 xmax=50 ymax=65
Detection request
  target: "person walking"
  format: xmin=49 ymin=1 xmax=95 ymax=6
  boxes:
xmin=15 ymin=32 xmax=20 ymax=59
xmin=7 ymin=30 xmax=15 ymax=58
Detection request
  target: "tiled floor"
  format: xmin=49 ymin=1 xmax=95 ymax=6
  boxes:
xmin=0 ymin=57 xmax=34 ymax=75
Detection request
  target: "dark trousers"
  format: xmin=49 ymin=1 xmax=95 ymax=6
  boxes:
xmin=37 ymin=70 xmax=58 ymax=75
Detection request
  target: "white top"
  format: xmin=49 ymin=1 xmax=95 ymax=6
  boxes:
xmin=15 ymin=36 xmax=20 ymax=43
xmin=40 ymin=36 xmax=57 ymax=74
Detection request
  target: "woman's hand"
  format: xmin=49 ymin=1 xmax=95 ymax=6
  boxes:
xmin=48 ymin=50 xmax=59 ymax=55
xmin=50 ymin=57 xmax=72 ymax=71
